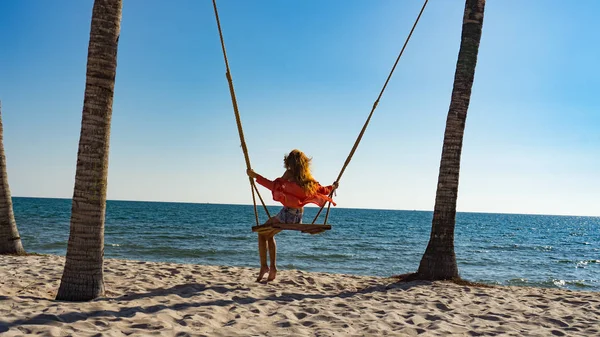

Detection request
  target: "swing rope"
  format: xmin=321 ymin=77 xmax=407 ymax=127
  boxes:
xmin=311 ymin=0 xmax=429 ymax=225
xmin=212 ymin=0 xmax=271 ymax=226
xmin=213 ymin=0 xmax=428 ymax=229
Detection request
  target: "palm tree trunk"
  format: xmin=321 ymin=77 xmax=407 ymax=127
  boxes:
xmin=56 ymin=0 xmax=122 ymax=301
xmin=0 ymin=101 xmax=25 ymax=255
xmin=417 ymin=0 xmax=486 ymax=280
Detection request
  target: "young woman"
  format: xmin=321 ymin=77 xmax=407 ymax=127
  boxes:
xmin=247 ymin=149 xmax=338 ymax=282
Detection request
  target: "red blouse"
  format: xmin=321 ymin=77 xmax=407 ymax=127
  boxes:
xmin=255 ymin=175 xmax=336 ymax=208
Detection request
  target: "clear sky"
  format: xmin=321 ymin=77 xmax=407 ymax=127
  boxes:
xmin=1 ymin=0 xmax=599 ymax=216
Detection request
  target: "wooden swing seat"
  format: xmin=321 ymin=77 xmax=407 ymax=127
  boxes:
xmin=252 ymin=223 xmax=332 ymax=235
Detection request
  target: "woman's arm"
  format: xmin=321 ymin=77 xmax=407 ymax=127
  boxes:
xmin=247 ymin=169 xmax=274 ymax=191
xmin=318 ymin=181 xmax=339 ymax=195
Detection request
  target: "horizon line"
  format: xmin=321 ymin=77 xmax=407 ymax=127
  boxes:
xmin=12 ymin=195 xmax=600 ymax=219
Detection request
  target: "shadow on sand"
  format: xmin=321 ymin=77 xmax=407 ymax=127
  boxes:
xmin=0 ymin=280 xmax=429 ymax=333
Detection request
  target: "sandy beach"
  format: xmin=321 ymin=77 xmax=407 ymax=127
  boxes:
xmin=0 ymin=255 xmax=598 ymax=336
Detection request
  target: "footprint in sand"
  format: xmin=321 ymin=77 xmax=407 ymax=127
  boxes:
xmin=275 ymin=320 xmax=292 ymax=328
xmin=93 ymin=320 xmax=109 ymax=327
xmin=477 ymin=314 xmax=502 ymax=322
xmin=405 ymin=315 xmax=428 ymax=326
xmin=303 ymin=307 xmax=319 ymax=315
xmin=129 ymin=323 xmax=164 ymax=330
xmin=435 ymin=302 xmax=452 ymax=312
xmin=545 ymin=317 xmax=569 ymax=328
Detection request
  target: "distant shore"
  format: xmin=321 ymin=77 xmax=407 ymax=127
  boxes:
xmin=1 ymin=254 xmax=598 ymax=336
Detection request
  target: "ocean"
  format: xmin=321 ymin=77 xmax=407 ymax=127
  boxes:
xmin=11 ymin=197 xmax=599 ymax=291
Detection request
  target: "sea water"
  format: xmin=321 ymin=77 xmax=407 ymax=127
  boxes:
xmin=12 ymin=197 xmax=600 ymax=291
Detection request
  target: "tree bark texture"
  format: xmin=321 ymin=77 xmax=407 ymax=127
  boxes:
xmin=417 ymin=0 xmax=486 ymax=280
xmin=56 ymin=0 xmax=122 ymax=301
xmin=0 ymin=101 xmax=26 ymax=255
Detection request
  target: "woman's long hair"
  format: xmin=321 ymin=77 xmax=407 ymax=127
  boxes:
xmin=283 ymin=149 xmax=319 ymax=196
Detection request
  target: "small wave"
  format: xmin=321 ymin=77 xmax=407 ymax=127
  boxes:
xmin=557 ymin=259 xmax=599 ymax=266
xmin=556 ymin=259 xmax=572 ymax=264
xmin=227 ymin=236 xmax=251 ymax=241
xmin=505 ymin=278 xmax=594 ymax=289
xmin=490 ymin=244 xmax=550 ymax=252
xmin=108 ymin=216 xmax=131 ymax=221
xmin=471 ymin=279 xmax=501 ymax=286
xmin=296 ymin=253 xmax=355 ymax=261
xmin=107 ymin=243 xmax=121 ymax=247
xmin=507 ymin=278 xmax=563 ymax=288
xmin=576 ymin=260 xmax=600 ymax=268
xmin=147 ymin=234 xmax=207 ymax=240
xmin=136 ymin=246 xmax=243 ymax=259
xmin=568 ymin=281 xmax=595 ymax=288
xmin=39 ymin=242 xmax=67 ymax=249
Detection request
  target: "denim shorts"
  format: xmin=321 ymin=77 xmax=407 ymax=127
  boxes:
xmin=275 ymin=207 xmax=303 ymax=224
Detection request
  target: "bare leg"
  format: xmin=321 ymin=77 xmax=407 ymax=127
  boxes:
xmin=256 ymin=234 xmax=269 ymax=282
xmin=267 ymin=230 xmax=281 ymax=281
xmin=256 ymin=216 xmax=280 ymax=282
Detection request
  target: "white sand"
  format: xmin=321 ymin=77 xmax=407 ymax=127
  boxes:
xmin=0 ymin=255 xmax=598 ymax=336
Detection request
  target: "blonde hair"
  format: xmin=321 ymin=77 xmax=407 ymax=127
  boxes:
xmin=283 ymin=149 xmax=319 ymax=196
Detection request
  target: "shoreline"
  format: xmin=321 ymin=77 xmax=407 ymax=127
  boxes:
xmin=1 ymin=254 xmax=599 ymax=336
xmin=12 ymin=252 xmax=599 ymax=293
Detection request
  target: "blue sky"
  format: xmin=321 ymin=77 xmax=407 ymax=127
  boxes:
xmin=1 ymin=0 xmax=599 ymax=216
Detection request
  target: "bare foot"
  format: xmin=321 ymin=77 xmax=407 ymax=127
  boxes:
xmin=267 ymin=268 xmax=277 ymax=282
xmin=256 ymin=266 xmax=269 ymax=282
